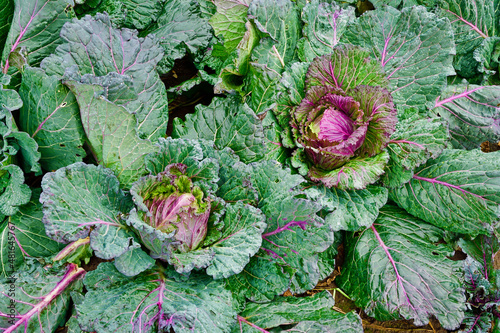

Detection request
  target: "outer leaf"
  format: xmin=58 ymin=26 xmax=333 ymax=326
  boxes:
xmin=142 ymin=0 xmax=214 ymax=73
xmin=80 ymin=0 xmax=166 ymax=30
xmin=114 ymin=247 xmax=155 ymax=277
xmin=225 ymin=255 xmax=293 ymax=302
xmin=42 ymin=13 xmax=169 ymax=140
xmin=337 ymin=205 xmax=465 ymax=330
xmin=0 ymin=262 xmax=85 ymax=332
xmin=280 ymin=312 xmax=363 ymax=333
xmin=0 ymin=189 xmax=64 ymax=279
xmin=307 ymin=185 xmax=388 ymax=232
xmin=431 ymin=85 xmax=500 ymax=150
xmin=77 ymin=262 xmax=237 ymax=333
xmin=145 ymin=137 xmax=220 ymax=194
xmin=209 ymin=0 xmax=251 ymax=54
xmin=437 ymin=0 xmax=500 ymax=79
xmin=1 ymin=0 xmax=74 ymax=73
xmin=206 ymin=202 xmax=266 ymax=279
xmin=342 ymin=5 xmax=456 ymax=111
xmin=298 ymin=0 xmax=356 ymax=62
xmin=383 ymin=115 xmax=450 ymax=187
xmin=172 ymin=96 xmax=266 ymax=163
xmin=235 ymin=291 xmax=362 ymax=333
xmin=19 ymin=67 xmax=86 ymax=171
xmin=308 ymin=150 xmax=390 ymax=190
xmin=65 ymin=80 xmax=155 ymax=188
xmin=0 ymin=165 xmax=30 ymax=216
xmin=0 ymin=0 xmax=13 ymax=56
xmin=390 ymin=149 xmax=500 ymax=236
xmin=40 ymin=162 xmax=133 ymax=244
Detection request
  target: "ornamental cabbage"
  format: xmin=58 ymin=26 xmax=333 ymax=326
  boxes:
xmin=131 ymin=163 xmax=210 ymax=253
xmin=288 ymin=45 xmax=397 ymax=189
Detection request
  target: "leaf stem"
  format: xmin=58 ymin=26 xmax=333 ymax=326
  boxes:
xmin=238 ymin=315 xmax=271 ymax=333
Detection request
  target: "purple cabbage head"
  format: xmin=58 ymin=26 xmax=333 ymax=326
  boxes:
xmin=131 ymin=164 xmax=210 ymax=253
xmin=290 ymin=45 xmax=397 ymax=189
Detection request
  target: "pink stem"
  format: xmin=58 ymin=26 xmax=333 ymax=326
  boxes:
xmin=53 ymin=237 xmax=90 ymax=262
xmin=237 ymin=315 xmax=271 ymax=333
xmin=389 ymin=139 xmax=425 ymax=149
xmin=434 ymin=87 xmax=485 ymax=108
xmin=4 ymin=264 xmax=85 ymax=333
xmin=412 ymin=175 xmax=485 ymax=199
xmin=262 ymin=221 xmax=308 ymax=238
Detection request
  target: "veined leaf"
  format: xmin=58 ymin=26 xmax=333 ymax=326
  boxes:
xmin=431 ymin=85 xmax=500 ymax=150
xmin=209 ymin=0 xmax=251 ymax=54
xmin=342 ymin=5 xmax=456 ymax=112
xmin=337 ymin=205 xmax=465 ymax=330
xmin=390 ymin=149 xmax=500 ymax=236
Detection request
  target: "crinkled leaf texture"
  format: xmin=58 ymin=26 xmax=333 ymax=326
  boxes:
xmin=342 ymin=5 xmax=456 ymax=112
xmin=19 ymin=67 xmax=87 ymax=171
xmin=298 ymin=0 xmax=356 ymax=62
xmin=390 ymin=149 xmax=500 ymax=237
xmin=209 ymin=0 xmax=251 ymax=54
xmin=40 ymin=162 xmax=152 ymax=276
xmin=437 ymin=0 xmax=500 ymax=80
xmin=41 ymin=13 xmax=169 ymax=141
xmin=172 ymin=96 xmax=266 ymax=163
xmin=64 ymin=80 xmax=155 ymax=188
xmin=234 ymin=291 xmax=362 ymax=333
xmin=142 ymin=0 xmax=214 ymax=73
xmin=1 ymin=0 xmax=74 ymax=73
xmin=431 ymin=85 xmax=500 ymax=150
xmin=337 ymin=205 xmax=465 ymax=330
xmin=0 ymin=189 xmax=64 ymax=279
xmin=77 ymin=262 xmax=237 ymax=333
xmin=0 ymin=262 xmax=85 ymax=332
xmin=306 ymin=184 xmax=388 ymax=232
xmin=226 ymin=160 xmax=335 ymax=301
xmin=383 ymin=114 xmax=450 ymax=187
xmin=129 ymin=138 xmax=266 ymax=278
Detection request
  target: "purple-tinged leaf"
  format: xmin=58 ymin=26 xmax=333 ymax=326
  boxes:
xmin=0 ymin=262 xmax=85 ymax=332
xmin=1 ymin=0 xmax=74 ymax=74
xmin=337 ymin=205 xmax=465 ymax=330
xmin=390 ymin=149 xmax=500 ymax=236
xmin=342 ymin=5 xmax=456 ymax=112
xmin=383 ymin=114 xmax=450 ymax=187
xmin=305 ymin=44 xmax=388 ymax=92
xmin=77 ymin=262 xmax=237 ymax=333
xmin=431 ymin=85 xmax=500 ymax=150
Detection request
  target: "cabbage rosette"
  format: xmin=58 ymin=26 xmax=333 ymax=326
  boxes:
xmin=286 ymin=45 xmax=397 ymax=189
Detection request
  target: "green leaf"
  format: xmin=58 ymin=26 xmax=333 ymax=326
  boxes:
xmin=437 ymin=0 xmax=500 ymax=80
xmin=308 ymin=150 xmax=390 ymax=190
xmin=431 ymin=85 xmax=500 ymax=150
xmin=206 ymin=202 xmax=266 ymax=279
xmin=225 ymin=255 xmax=293 ymax=302
xmin=78 ymin=262 xmax=237 ymax=332
xmin=337 ymin=205 xmax=465 ymax=330
xmin=383 ymin=115 xmax=450 ymax=187
xmin=307 ymin=185 xmax=388 ymax=232
xmin=390 ymin=149 xmax=500 ymax=236
xmin=209 ymin=0 xmax=251 ymax=54
xmin=0 ymin=189 xmax=64 ymax=279
xmin=0 ymin=164 xmax=30 ymax=216
xmin=65 ymin=80 xmax=155 ymax=188
xmin=1 ymin=0 xmax=74 ymax=73
xmin=40 ymin=162 xmax=133 ymax=244
xmin=342 ymin=5 xmax=456 ymax=112
xmin=0 ymin=0 xmax=14 ymax=55
xmin=42 ymin=13 xmax=169 ymax=141
xmin=298 ymin=0 xmax=355 ymax=62
xmin=172 ymin=96 xmax=266 ymax=163
xmin=234 ymin=291 xmax=363 ymax=333
xmin=0 ymin=262 xmax=84 ymax=332
xmin=474 ymin=37 xmax=500 ymax=84
xmin=19 ymin=67 xmax=86 ymax=171
xmin=114 ymin=247 xmax=155 ymax=277
xmin=80 ymin=0 xmax=167 ymax=30
xmin=142 ymin=0 xmax=214 ymax=74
